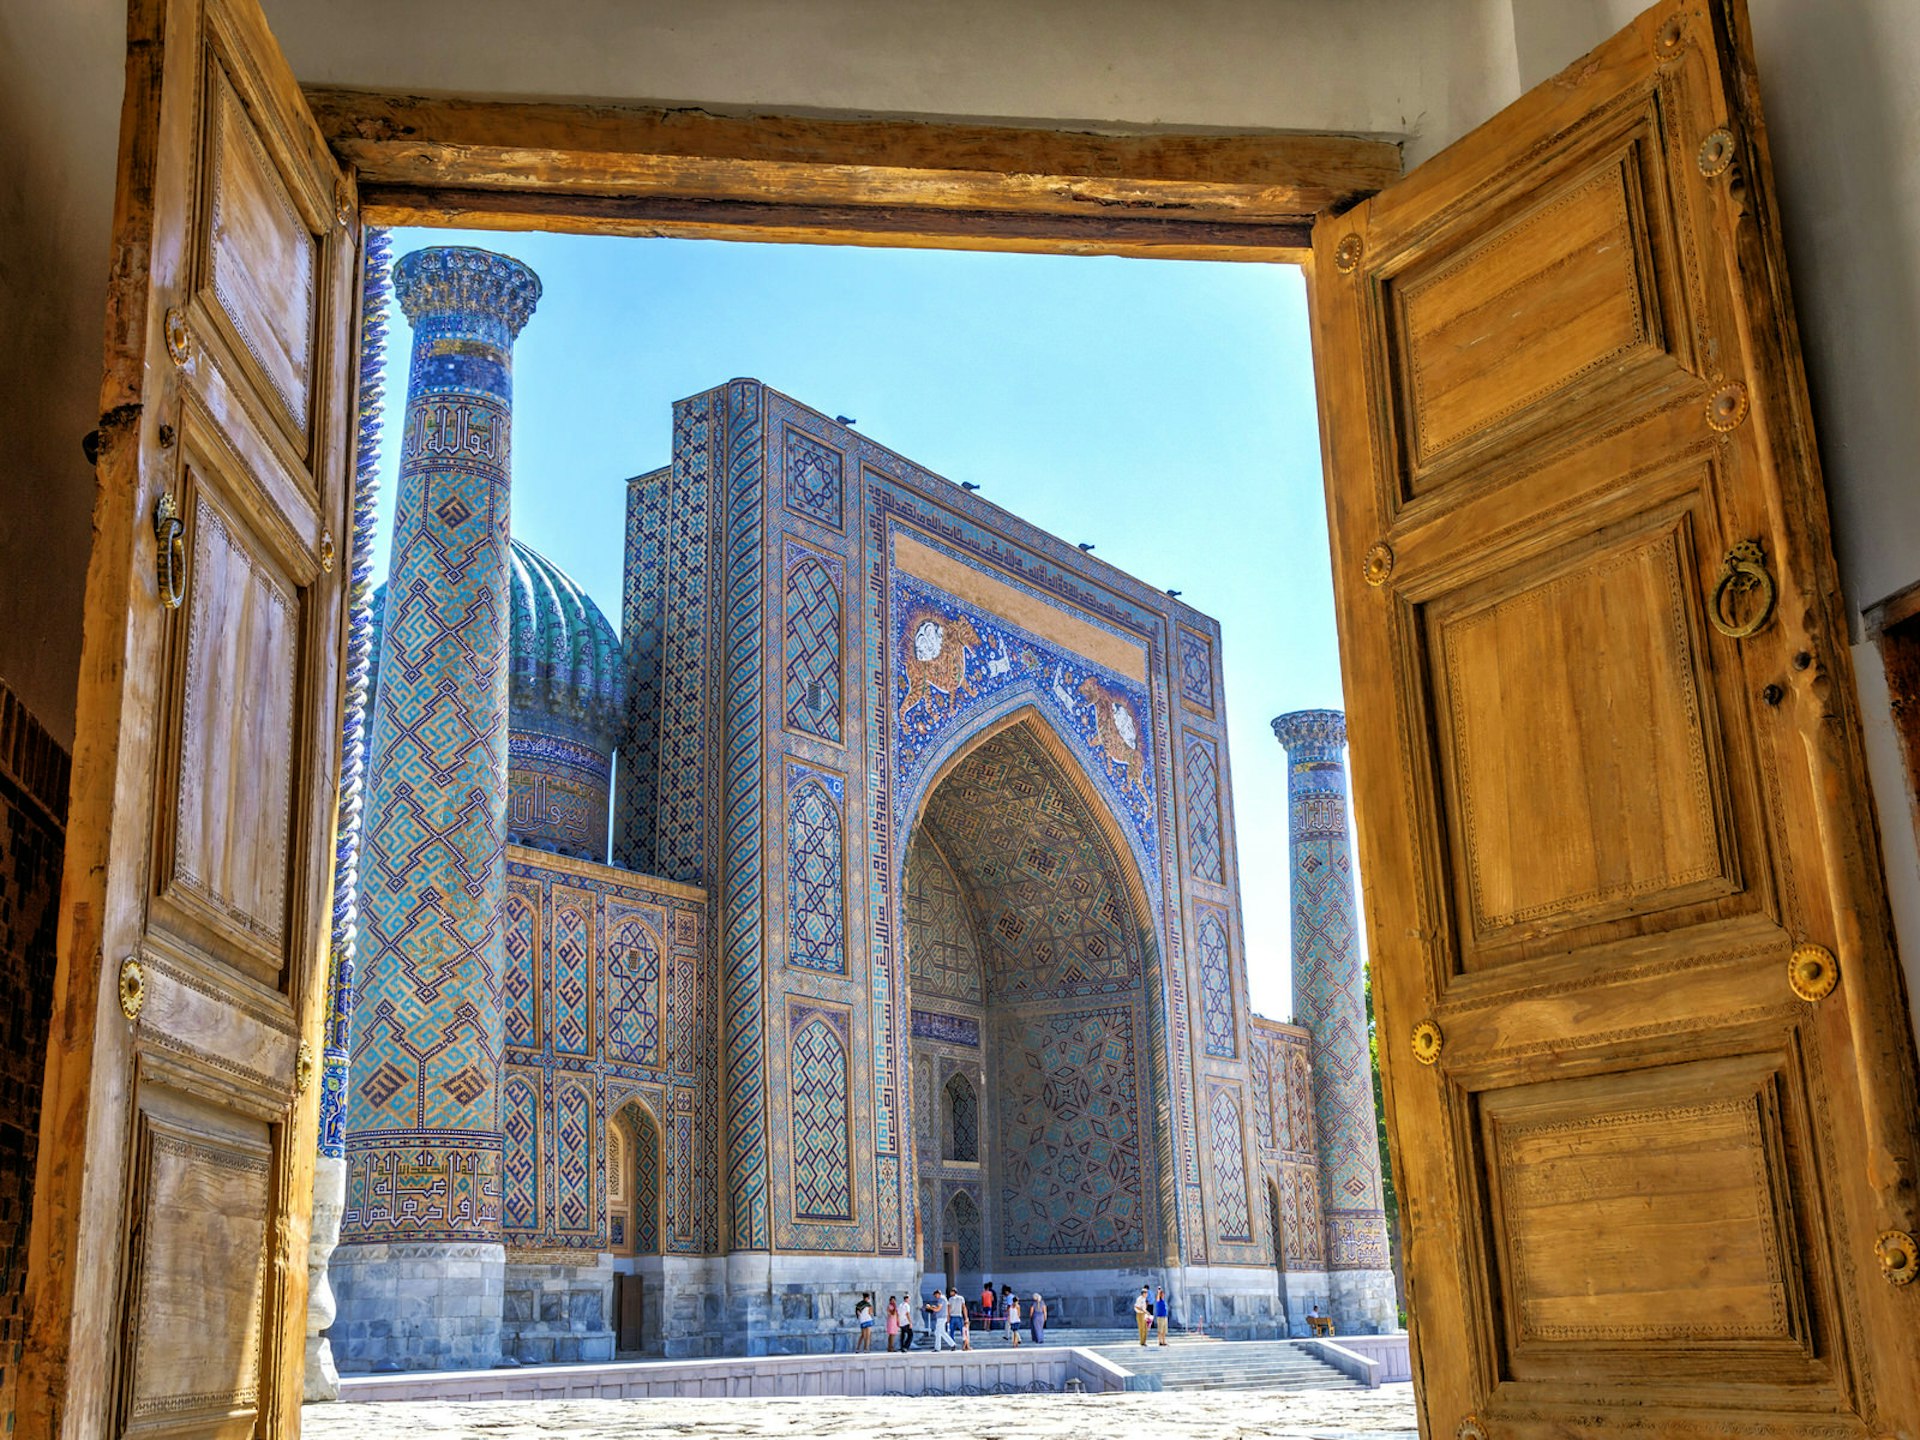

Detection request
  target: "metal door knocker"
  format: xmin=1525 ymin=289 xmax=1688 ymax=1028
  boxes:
xmin=154 ymin=491 xmax=186 ymax=610
xmin=1710 ymin=539 xmax=1775 ymax=639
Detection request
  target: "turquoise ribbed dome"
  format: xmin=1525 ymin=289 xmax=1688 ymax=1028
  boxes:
xmin=506 ymin=537 xmax=624 ymax=746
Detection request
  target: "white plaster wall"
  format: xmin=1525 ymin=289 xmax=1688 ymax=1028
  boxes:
xmin=261 ymin=0 xmax=1513 ymax=160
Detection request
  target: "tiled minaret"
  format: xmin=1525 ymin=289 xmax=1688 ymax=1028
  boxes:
xmin=1271 ymin=709 xmax=1396 ymax=1333
xmin=334 ymin=247 xmax=541 ymax=1371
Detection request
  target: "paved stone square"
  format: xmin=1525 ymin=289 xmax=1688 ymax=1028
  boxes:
xmin=305 ymin=1383 xmax=1419 ymax=1438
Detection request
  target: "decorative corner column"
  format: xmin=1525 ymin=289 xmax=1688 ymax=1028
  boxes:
xmin=1271 ymin=709 xmax=1396 ymax=1334
xmin=334 ymin=246 xmax=541 ymax=1373
xmin=306 ymin=227 xmax=394 ymax=1401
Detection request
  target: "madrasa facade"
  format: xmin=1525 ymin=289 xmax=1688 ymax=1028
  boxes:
xmin=319 ymin=244 xmax=1395 ymax=1372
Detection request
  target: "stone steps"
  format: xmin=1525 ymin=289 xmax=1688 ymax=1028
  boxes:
xmin=1084 ymin=1339 xmax=1358 ymax=1393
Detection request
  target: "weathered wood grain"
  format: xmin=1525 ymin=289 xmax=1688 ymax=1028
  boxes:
xmin=307 ymin=86 xmax=1397 ymax=259
xmin=1311 ymin=0 xmax=1920 ymax=1434
xmin=22 ymin=0 xmax=354 ymax=1435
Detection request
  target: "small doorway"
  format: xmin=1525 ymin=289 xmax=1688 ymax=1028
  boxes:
xmin=613 ymin=1273 xmax=645 ymax=1353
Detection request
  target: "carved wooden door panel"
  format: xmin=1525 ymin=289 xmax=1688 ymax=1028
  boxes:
xmin=23 ymin=0 xmax=357 ymax=1435
xmin=1312 ymin=1 xmax=1920 ymax=1435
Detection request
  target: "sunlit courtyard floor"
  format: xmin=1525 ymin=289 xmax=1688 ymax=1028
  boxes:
xmin=304 ymin=1382 xmax=1419 ymax=1439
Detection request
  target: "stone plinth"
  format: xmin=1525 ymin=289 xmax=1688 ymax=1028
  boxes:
xmin=329 ymin=1242 xmax=508 ymax=1373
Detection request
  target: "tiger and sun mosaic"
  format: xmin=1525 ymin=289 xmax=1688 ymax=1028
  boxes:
xmin=325 ymin=246 xmax=1392 ymax=1373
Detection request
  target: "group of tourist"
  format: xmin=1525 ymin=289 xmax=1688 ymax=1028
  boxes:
xmin=850 ymin=1283 xmax=1049 ymax=1352
xmin=1132 ymin=1285 xmax=1171 ymax=1346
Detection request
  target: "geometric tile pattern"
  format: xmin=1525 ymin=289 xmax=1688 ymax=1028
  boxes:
xmin=1284 ymin=1049 xmax=1316 ymax=1155
xmin=789 ymin=1006 xmax=853 ymax=1222
xmin=1249 ymin=1018 xmax=1327 ymax=1266
xmin=903 ymin=830 xmax=982 ymax=1003
xmin=345 ymin=247 xmax=540 ymax=1245
xmin=994 ymin=1005 xmax=1146 ymax=1258
xmin=340 ymin=370 xmax=1373 ymax=1301
xmin=944 ymin=1072 xmax=979 ymax=1163
xmin=783 ymin=426 xmax=844 ymax=531
xmin=1249 ymin=1040 xmax=1272 ymax=1147
xmin=502 ymin=1073 xmax=539 ymax=1231
xmin=502 ymin=890 xmax=538 ymax=1046
xmin=1178 ymin=626 xmax=1214 ymax=713
xmin=719 ymin=382 xmax=772 ymax=1251
xmin=496 ymin=857 xmax=713 ymax=1255
xmin=613 ymin=467 xmax=669 ymax=876
xmin=783 ymin=548 xmax=842 ymax=742
xmin=321 ymin=228 xmax=391 ymax=1160
xmin=605 ymin=913 xmax=661 ymax=1067
xmin=785 ymin=768 xmax=845 ymax=974
xmin=552 ymin=903 xmax=591 ymax=1057
xmin=1208 ymin=1087 xmax=1253 ymax=1241
xmin=1196 ymin=902 xmax=1236 ymax=1059
xmin=1183 ymin=731 xmax=1225 ymax=885
xmin=944 ymin=1189 xmax=984 ymax=1273
xmin=557 ymin=1081 xmax=593 ymax=1233
xmin=632 ymin=1104 xmax=662 ymax=1254
xmin=1272 ymin=710 xmax=1390 ymax=1272
xmin=921 ymin=727 xmax=1142 ymax=1007
xmin=651 ymin=394 xmax=717 ymax=886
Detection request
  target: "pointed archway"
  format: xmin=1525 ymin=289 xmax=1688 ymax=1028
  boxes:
xmin=901 ymin=709 xmax=1171 ymax=1311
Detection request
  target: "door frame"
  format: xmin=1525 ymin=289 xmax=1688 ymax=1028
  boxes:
xmin=304 ymin=88 xmax=1394 ymax=265
xmin=294 ymin=23 xmax=1915 ymax=1407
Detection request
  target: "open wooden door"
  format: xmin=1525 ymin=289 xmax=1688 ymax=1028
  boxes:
xmin=22 ymin=0 xmax=357 ymax=1435
xmin=1313 ymin=1 xmax=1920 ymax=1435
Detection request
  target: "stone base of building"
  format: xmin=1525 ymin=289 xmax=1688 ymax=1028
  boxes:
xmin=1328 ymin=1267 xmax=1399 ymax=1335
xmin=900 ymin=1262 xmax=1288 ymax=1341
xmin=330 ymin=1240 xmax=506 ymax=1372
xmin=1162 ymin=1263 xmax=1288 ymax=1340
xmin=504 ymin=1253 xmax=615 ymax=1364
xmin=722 ymin=1252 xmax=924 ymax=1357
xmin=321 ymin=1252 xmax=1328 ymax=1369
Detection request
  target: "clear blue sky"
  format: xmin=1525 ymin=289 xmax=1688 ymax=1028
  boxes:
xmin=370 ymin=227 xmax=1345 ymax=1021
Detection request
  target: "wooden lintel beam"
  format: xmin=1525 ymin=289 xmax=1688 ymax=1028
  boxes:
xmin=362 ymin=184 xmax=1314 ymax=262
xmin=309 ymin=87 xmax=1399 ymax=247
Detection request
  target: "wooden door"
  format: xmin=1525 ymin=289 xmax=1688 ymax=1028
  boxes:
xmin=22 ymin=0 xmax=357 ymax=1435
xmin=1312 ymin=1 xmax=1920 ymax=1435
xmin=615 ymin=1273 xmax=645 ymax=1353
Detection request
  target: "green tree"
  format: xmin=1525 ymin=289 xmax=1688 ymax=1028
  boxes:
xmin=1363 ymin=965 xmax=1397 ymax=1237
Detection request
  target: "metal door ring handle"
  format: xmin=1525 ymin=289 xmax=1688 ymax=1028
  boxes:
xmin=154 ymin=492 xmax=186 ymax=610
xmin=1710 ymin=539 xmax=1774 ymax=639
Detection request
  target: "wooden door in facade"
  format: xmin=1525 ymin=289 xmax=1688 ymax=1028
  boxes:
xmin=23 ymin=0 xmax=358 ymax=1434
xmin=1313 ymin=1 xmax=1920 ymax=1435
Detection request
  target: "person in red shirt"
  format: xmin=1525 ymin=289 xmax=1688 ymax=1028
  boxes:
xmin=979 ymin=1279 xmax=995 ymax=1332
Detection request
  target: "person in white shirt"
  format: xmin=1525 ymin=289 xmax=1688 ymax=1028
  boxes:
xmin=1004 ymin=1293 xmax=1021 ymax=1346
xmin=1133 ymin=1286 xmax=1151 ymax=1346
xmin=929 ymin=1290 xmax=954 ymax=1350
